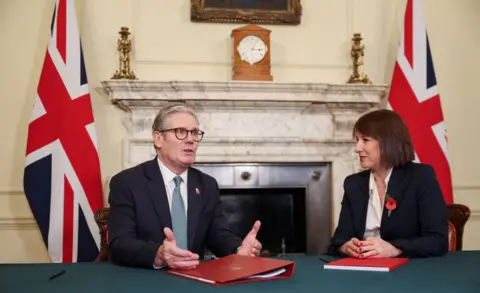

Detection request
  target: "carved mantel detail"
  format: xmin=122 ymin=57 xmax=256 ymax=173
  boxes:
xmin=101 ymin=80 xmax=388 ymax=226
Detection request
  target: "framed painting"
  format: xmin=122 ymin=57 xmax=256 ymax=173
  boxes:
xmin=190 ymin=0 xmax=302 ymax=25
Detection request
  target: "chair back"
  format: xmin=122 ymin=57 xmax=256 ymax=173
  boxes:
xmin=448 ymin=221 xmax=456 ymax=251
xmin=447 ymin=203 xmax=470 ymax=251
xmin=94 ymin=207 xmax=110 ymax=262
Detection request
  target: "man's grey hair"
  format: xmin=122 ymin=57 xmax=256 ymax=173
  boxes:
xmin=152 ymin=103 xmax=198 ymax=132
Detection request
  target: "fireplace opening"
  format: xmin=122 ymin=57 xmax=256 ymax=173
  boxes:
xmin=194 ymin=162 xmax=331 ymax=258
xmin=220 ymin=187 xmax=306 ymax=257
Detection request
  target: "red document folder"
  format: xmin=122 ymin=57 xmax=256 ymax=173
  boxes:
xmin=323 ymin=257 xmax=409 ymax=272
xmin=166 ymin=254 xmax=295 ymax=286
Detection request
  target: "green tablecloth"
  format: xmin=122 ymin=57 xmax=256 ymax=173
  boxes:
xmin=1 ymin=251 xmax=479 ymax=293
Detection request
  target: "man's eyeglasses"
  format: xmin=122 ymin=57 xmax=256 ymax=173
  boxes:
xmin=159 ymin=128 xmax=205 ymax=142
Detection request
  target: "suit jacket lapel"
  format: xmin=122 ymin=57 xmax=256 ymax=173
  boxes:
xmin=145 ymin=158 xmax=172 ymax=229
xmin=354 ymin=171 xmax=370 ymax=238
xmin=381 ymin=165 xmax=409 ymax=235
xmin=187 ymin=168 xmax=203 ymax=250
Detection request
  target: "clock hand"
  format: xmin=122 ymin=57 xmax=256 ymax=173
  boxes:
xmin=251 ymin=38 xmax=258 ymax=49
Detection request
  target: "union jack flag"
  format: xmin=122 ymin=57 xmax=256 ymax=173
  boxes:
xmin=387 ymin=0 xmax=453 ymax=204
xmin=23 ymin=0 xmax=104 ymax=262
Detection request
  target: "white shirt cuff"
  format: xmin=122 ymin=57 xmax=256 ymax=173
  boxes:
xmin=153 ymin=263 xmax=166 ymax=269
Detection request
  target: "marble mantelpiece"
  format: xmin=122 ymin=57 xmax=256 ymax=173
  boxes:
xmin=101 ymin=80 xmax=388 ymax=227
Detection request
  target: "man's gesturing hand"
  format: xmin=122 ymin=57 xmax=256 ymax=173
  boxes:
xmin=154 ymin=227 xmax=199 ymax=269
xmin=237 ymin=220 xmax=263 ymax=257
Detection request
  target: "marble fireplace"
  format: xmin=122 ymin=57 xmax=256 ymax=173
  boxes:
xmin=101 ymin=80 xmax=388 ymax=255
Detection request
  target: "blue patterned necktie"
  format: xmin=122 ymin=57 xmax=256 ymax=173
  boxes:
xmin=171 ymin=176 xmax=188 ymax=250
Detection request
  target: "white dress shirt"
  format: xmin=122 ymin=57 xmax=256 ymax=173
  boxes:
xmin=153 ymin=157 xmax=188 ymax=269
xmin=363 ymin=168 xmax=392 ymax=239
xmin=157 ymin=157 xmax=188 ymax=214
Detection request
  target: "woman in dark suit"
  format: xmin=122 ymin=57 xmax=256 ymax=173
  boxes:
xmin=329 ymin=109 xmax=449 ymax=258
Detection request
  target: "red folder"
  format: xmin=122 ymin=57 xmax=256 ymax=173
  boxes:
xmin=323 ymin=257 xmax=409 ymax=272
xmin=166 ymin=254 xmax=295 ymax=286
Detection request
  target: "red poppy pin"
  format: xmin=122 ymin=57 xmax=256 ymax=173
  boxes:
xmin=385 ymin=193 xmax=397 ymax=217
xmin=195 ymin=188 xmax=200 ymax=195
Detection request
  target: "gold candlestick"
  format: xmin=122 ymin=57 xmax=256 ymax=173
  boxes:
xmin=112 ymin=27 xmax=136 ymax=80
xmin=347 ymin=33 xmax=372 ymax=84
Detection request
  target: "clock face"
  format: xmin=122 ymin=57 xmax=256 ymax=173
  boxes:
xmin=237 ymin=35 xmax=268 ymax=65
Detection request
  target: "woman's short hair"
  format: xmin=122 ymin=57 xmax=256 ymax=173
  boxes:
xmin=353 ymin=109 xmax=415 ymax=168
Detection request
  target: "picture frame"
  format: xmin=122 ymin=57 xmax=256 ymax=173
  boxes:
xmin=190 ymin=0 xmax=302 ymax=25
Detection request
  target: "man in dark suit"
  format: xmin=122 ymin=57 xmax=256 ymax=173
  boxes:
xmin=328 ymin=109 xmax=448 ymax=258
xmin=107 ymin=103 xmax=262 ymax=269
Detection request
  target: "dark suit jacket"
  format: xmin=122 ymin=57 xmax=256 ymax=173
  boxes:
xmin=328 ymin=162 xmax=449 ymax=258
xmin=107 ymin=158 xmax=242 ymax=268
